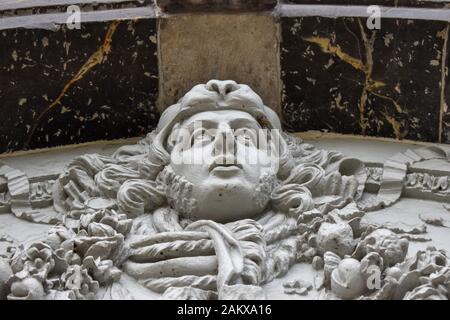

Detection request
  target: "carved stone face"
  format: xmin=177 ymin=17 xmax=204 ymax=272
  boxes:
xmin=167 ymin=109 xmax=277 ymax=222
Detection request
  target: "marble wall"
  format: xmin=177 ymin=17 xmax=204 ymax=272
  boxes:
xmin=0 ymin=3 xmax=158 ymax=153
xmin=280 ymin=16 xmax=449 ymax=143
xmin=1 ymin=0 xmax=450 ymax=154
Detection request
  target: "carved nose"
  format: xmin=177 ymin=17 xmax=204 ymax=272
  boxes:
xmin=206 ymin=80 xmax=239 ymax=97
xmin=214 ymin=128 xmax=235 ymax=153
xmin=213 ymin=128 xmax=237 ymax=165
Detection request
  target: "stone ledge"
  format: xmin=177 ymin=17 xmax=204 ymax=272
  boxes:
xmin=278 ymin=4 xmax=450 ymax=21
xmin=156 ymin=0 xmax=278 ymax=13
xmin=0 ymin=6 xmax=156 ymax=30
xmin=282 ymin=0 xmax=450 ymax=9
xmin=0 ymin=0 xmax=150 ymax=17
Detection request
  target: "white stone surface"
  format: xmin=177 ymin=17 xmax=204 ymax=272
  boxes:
xmin=1 ymin=81 xmax=449 ymax=300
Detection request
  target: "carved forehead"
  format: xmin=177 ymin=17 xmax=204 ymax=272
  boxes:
xmin=178 ymin=110 xmax=262 ymax=129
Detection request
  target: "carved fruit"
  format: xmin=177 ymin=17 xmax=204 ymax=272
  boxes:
xmin=331 ymin=258 xmax=365 ymax=299
xmin=364 ymin=229 xmax=409 ymax=267
xmin=317 ymin=222 xmax=355 ymax=258
xmin=8 ymin=277 xmax=44 ymax=300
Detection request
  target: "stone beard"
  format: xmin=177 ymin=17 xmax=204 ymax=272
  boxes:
xmin=158 ymin=166 xmax=277 ymax=222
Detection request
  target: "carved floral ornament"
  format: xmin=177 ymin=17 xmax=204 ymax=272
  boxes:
xmin=1 ymin=80 xmax=450 ymax=300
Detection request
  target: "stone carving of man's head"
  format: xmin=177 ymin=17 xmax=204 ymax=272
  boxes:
xmin=148 ymin=80 xmax=288 ymax=223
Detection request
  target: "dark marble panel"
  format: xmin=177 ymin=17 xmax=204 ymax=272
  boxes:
xmin=281 ymin=16 xmax=448 ymax=142
xmin=0 ymin=18 xmax=159 ymax=153
xmin=282 ymin=0 xmax=450 ymax=8
xmin=441 ymin=44 xmax=450 ymax=143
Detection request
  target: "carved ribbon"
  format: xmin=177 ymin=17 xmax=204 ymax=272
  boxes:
xmin=186 ymin=220 xmax=245 ymax=292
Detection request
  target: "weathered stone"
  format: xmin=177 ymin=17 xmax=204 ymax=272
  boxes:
xmin=162 ymin=286 xmax=217 ymax=300
xmin=357 ymin=229 xmax=409 ymax=267
xmin=331 ymin=258 xmax=366 ymax=300
xmin=312 ymin=256 xmax=324 ymax=270
xmin=316 ymin=222 xmax=355 ymax=258
xmin=2 ymin=81 xmax=450 ymax=301
xmin=283 ymin=279 xmax=313 ymax=296
xmin=158 ymin=14 xmax=281 ymax=115
xmin=219 ymin=284 xmax=267 ymax=300
xmin=323 ymin=251 xmax=341 ymax=286
xmin=0 ymin=258 xmax=12 ymax=299
xmin=394 ymin=270 xmax=422 ymax=300
xmin=8 ymin=277 xmax=44 ymax=300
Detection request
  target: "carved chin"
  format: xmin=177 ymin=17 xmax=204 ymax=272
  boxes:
xmin=190 ymin=184 xmax=270 ymax=223
xmin=159 ymin=166 xmax=275 ymax=223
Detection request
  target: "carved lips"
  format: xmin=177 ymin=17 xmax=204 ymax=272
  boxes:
xmin=209 ymin=162 xmax=243 ymax=178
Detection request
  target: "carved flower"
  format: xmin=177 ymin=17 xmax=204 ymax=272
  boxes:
xmin=52 ymin=247 xmax=82 ymax=276
xmin=74 ymin=230 xmax=124 ymax=262
xmin=43 ymin=225 xmax=76 ymax=251
xmin=403 ymin=285 xmax=447 ymax=300
xmin=404 ymin=267 xmax=450 ymax=300
xmin=83 ymin=256 xmax=121 ymax=285
xmin=283 ymin=279 xmax=312 ymax=296
xmin=61 ymin=265 xmax=99 ymax=300
xmin=411 ymin=246 xmax=448 ymax=273
xmin=10 ymin=243 xmax=55 ymax=283
xmin=354 ymin=228 xmax=408 ymax=267
xmin=78 ymin=208 xmax=132 ymax=236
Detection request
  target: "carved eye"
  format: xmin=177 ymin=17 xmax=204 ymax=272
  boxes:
xmin=191 ymin=128 xmax=212 ymax=147
xmin=235 ymin=128 xmax=257 ymax=147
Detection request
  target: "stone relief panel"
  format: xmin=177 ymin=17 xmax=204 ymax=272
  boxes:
xmin=281 ymin=16 xmax=448 ymax=143
xmin=1 ymin=81 xmax=450 ymax=300
xmin=0 ymin=18 xmax=159 ymax=153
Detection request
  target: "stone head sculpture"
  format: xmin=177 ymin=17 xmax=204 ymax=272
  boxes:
xmin=3 ymin=80 xmax=372 ymax=301
xmin=104 ymin=80 xmax=364 ymax=299
xmin=148 ymin=80 xmax=287 ymax=222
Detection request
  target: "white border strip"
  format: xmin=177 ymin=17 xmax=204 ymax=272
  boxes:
xmin=0 ymin=6 xmax=156 ymax=30
xmin=0 ymin=0 xmax=142 ymax=11
xmin=278 ymin=4 xmax=450 ymax=21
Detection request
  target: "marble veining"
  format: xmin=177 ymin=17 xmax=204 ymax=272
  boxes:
xmin=281 ymin=16 xmax=448 ymax=143
xmin=0 ymin=17 xmax=159 ymax=153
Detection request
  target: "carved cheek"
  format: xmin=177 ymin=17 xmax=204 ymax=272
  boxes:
xmin=235 ymin=143 xmax=258 ymax=165
xmin=256 ymin=148 xmax=277 ymax=172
